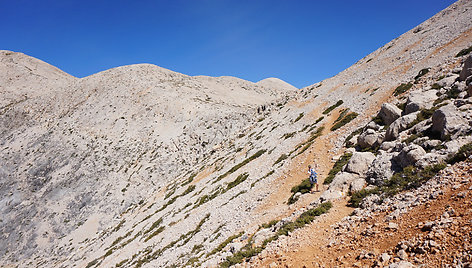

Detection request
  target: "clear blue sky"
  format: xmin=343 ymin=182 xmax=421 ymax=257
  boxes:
xmin=2 ymin=0 xmax=456 ymax=88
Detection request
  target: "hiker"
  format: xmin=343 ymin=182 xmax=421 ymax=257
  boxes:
xmin=308 ymin=165 xmax=319 ymax=193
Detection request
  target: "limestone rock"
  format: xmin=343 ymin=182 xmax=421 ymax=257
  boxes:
xmin=358 ymin=129 xmax=383 ymax=148
xmin=385 ymin=112 xmax=419 ymax=141
xmin=366 ymin=152 xmax=399 ymax=185
xmin=350 ymin=178 xmax=366 ymax=193
xmin=431 ymin=104 xmax=470 ymax=140
xmin=459 ymin=55 xmax=472 ymax=81
xmin=345 ymin=152 xmax=376 ymax=176
xmin=394 ymin=144 xmax=426 ymax=168
xmin=404 ymin=90 xmax=438 ymax=114
xmin=378 ymin=103 xmax=402 ymax=125
xmin=328 ymin=172 xmax=360 ymax=193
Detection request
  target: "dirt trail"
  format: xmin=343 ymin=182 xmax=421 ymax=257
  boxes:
xmin=252 ymin=108 xmax=342 ymax=224
xmin=250 ymin=162 xmax=472 ymax=268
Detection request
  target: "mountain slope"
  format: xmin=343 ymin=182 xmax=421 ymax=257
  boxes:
xmin=1 ymin=0 xmax=472 ymax=267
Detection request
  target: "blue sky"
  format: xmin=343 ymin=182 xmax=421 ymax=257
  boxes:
xmin=2 ymin=0 xmax=456 ymax=88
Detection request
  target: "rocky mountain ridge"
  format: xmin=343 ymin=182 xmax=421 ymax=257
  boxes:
xmin=1 ymin=0 xmax=472 ymax=267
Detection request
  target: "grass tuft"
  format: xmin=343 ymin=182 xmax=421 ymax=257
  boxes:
xmin=322 ymin=100 xmax=344 ymax=115
xmin=393 ymin=83 xmax=413 ymax=96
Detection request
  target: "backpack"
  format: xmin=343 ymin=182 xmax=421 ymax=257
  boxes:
xmin=309 ymin=169 xmax=317 ymax=182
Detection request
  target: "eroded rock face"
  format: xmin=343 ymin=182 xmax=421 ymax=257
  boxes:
xmin=378 ymin=103 xmax=402 ymax=125
xmin=366 ymin=152 xmax=399 ymax=186
xmin=459 ymin=55 xmax=472 ymax=81
xmin=358 ymin=129 xmax=384 ymax=148
xmin=327 ymin=172 xmax=361 ymax=194
xmin=385 ymin=112 xmax=419 ymax=141
xmin=404 ymin=90 xmax=438 ymax=115
xmin=431 ymin=104 xmax=470 ymax=140
xmin=345 ymin=152 xmax=376 ymax=176
xmin=394 ymin=144 xmax=426 ymax=168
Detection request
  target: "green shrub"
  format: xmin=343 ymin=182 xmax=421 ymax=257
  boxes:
xmin=431 ymin=83 xmax=442 ymax=90
xmin=322 ymin=100 xmax=344 ymax=115
xmin=226 ymin=173 xmax=249 ymax=191
xmin=334 ymin=109 xmax=349 ymax=123
xmin=221 ymin=202 xmax=332 ymax=267
xmin=393 ymin=83 xmax=413 ymax=96
xmin=414 ymin=68 xmax=430 ymax=80
xmin=282 ymin=132 xmax=296 ymax=139
xmin=273 ymin=154 xmax=288 ymax=166
xmin=261 ymin=219 xmax=279 ymax=229
xmin=455 ymin=45 xmax=472 ymax=57
xmin=348 ymin=188 xmax=380 ymax=207
xmin=330 ymin=112 xmax=358 ymax=131
xmin=447 ymin=142 xmax=472 ymax=164
xmin=324 ymin=152 xmax=353 ymax=185
xmin=294 ymin=112 xmax=304 ymax=123
xmin=215 ymin=150 xmax=266 ymax=182
xmin=348 ymin=164 xmax=446 ymax=207
xmin=207 ymin=232 xmax=243 ymax=257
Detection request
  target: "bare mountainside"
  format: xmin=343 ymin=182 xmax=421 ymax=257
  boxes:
xmin=1 ymin=0 xmax=472 ymax=267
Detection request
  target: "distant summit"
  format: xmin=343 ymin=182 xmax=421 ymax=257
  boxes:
xmin=257 ymin=77 xmax=298 ymax=91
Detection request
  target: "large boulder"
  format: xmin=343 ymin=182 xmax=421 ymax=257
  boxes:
xmin=358 ymin=129 xmax=384 ymax=148
xmin=378 ymin=103 xmax=402 ymax=125
xmin=431 ymin=104 xmax=470 ymax=140
xmin=328 ymin=172 xmax=360 ymax=193
xmin=345 ymin=152 xmax=376 ymax=176
xmin=404 ymin=90 xmax=438 ymax=114
xmin=320 ymin=189 xmax=344 ymax=202
xmin=459 ymin=55 xmax=472 ymax=81
xmin=385 ymin=112 xmax=419 ymax=141
xmin=394 ymin=144 xmax=426 ymax=168
xmin=366 ymin=152 xmax=399 ymax=185
xmin=350 ymin=178 xmax=366 ymax=192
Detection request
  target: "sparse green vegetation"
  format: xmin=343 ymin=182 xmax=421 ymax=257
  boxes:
xmin=344 ymin=127 xmax=363 ymax=148
xmin=281 ymin=132 xmax=296 ymax=139
xmin=330 ymin=112 xmax=358 ymax=131
xmin=324 ymin=152 xmax=353 ymax=185
xmin=214 ymin=150 xmax=266 ymax=183
xmin=315 ymin=116 xmax=324 ymax=124
xmin=431 ymin=83 xmax=442 ymax=90
xmin=294 ymin=112 xmax=304 ymax=123
xmin=447 ymin=142 xmax=472 ymax=164
xmin=261 ymin=219 xmax=279 ymax=229
xmin=334 ymin=108 xmax=349 ymax=123
xmin=414 ymin=68 xmax=430 ymax=81
xmin=348 ymin=164 xmax=447 ymax=207
xmin=207 ymin=232 xmax=244 ymax=257
xmin=393 ymin=83 xmax=413 ymax=96
xmin=144 ymin=226 xmax=165 ymax=242
xmin=455 ymin=45 xmax=472 ymax=57
xmin=273 ymin=154 xmax=288 ymax=166
xmin=181 ymin=172 xmax=197 ymax=187
xmin=291 ymin=126 xmax=324 ymax=157
xmin=288 ymin=178 xmax=311 ymax=204
xmin=322 ymin=100 xmax=344 ymax=115
xmin=226 ymin=173 xmax=249 ymax=191
xmin=220 ymin=202 xmax=332 ymax=267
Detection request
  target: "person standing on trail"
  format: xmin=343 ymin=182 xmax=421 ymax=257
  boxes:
xmin=308 ymin=165 xmax=319 ymax=193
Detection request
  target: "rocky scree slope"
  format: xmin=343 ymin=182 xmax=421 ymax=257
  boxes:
xmin=1 ymin=0 xmax=472 ymax=267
